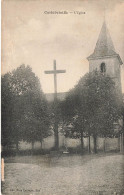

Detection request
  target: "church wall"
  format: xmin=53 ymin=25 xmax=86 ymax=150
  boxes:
xmin=89 ymin=57 xmax=120 ymax=79
xmin=19 ymin=134 xmax=65 ymax=150
xmin=105 ymin=137 xmax=120 ymax=151
xmin=19 ymin=135 xmax=119 ymax=152
xmin=89 ymin=56 xmax=122 ymax=93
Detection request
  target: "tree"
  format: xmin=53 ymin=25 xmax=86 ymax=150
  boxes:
xmin=61 ymin=71 xmax=121 ymax=153
xmin=2 ymin=64 xmax=50 ymax=152
xmin=60 ymin=89 xmax=88 ymax=152
xmin=80 ymin=71 xmax=121 ymax=153
xmin=21 ymin=90 xmax=50 ymax=151
xmin=1 ymin=73 xmax=15 ymax=149
xmin=120 ymin=94 xmax=124 ymax=152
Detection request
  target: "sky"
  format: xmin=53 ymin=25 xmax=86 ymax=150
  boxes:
xmin=2 ymin=0 xmax=124 ymax=94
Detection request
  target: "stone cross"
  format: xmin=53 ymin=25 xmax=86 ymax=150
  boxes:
xmin=44 ymin=60 xmax=66 ymax=150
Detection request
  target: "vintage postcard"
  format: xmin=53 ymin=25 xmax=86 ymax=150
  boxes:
xmin=1 ymin=0 xmax=124 ymax=194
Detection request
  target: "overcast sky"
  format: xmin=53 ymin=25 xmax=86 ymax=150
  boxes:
xmin=2 ymin=0 xmax=124 ymax=93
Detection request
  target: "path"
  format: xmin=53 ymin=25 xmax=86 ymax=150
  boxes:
xmin=2 ymin=154 xmax=124 ymax=195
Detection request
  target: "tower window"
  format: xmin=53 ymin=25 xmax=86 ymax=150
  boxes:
xmin=100 ymin=63 xmax=106 ymax=73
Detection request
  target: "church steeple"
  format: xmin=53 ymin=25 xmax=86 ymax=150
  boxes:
xmin=87 ymin=21 xmax=122 ymax=93
xmin=87 ymin=21 xmax=123 ymax=65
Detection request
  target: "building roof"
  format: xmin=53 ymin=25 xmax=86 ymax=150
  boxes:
xmin=45 ymin=92 xmax=67 ymax=102
xmin=87 ymin=21 xmax=123 ymax=65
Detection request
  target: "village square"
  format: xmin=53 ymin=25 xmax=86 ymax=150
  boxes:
xmin=1 ymin=0 xmax=124 ymax=195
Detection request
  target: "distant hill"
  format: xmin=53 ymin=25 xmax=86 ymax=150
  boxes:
xmin=45 ymin=92 xmax=68 ymax=102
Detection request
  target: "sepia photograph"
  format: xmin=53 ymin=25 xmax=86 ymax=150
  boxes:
xmin=1 ymin=0 xmax=124 ymax=194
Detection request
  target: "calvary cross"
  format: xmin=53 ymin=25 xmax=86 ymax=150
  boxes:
xmin=44 ymin=60 xmax=66 ymax=150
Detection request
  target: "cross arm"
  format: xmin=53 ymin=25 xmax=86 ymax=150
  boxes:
xmin=44 ymin=70 xmax=55 ymax=74
xmin=56 ymin=70 xmax=66 ymax=73
xmin=44 ymin=70 xmax=66 ymax=74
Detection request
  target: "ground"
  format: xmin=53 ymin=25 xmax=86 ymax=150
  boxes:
xmin=2 ymin=153 xmax=124 ymax=195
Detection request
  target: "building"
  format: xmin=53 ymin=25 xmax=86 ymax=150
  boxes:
xmin=45 ymin=92 xmax=67 ymax=102
xmin=87 ymin=21 xmax=123 ymax=94
xmin=44 ymin=21 xmax=123 ymax=152
xmin=18 ymin=21 xmax=123 ymax=152
xmin=87 ymin=21 xmax=123 ymax=152
xmin=46 ymin=21 xmax=123 ymax=102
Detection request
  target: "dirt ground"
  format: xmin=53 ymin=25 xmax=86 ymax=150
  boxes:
xmin=2 ymin=153 xmax=124 ymax=195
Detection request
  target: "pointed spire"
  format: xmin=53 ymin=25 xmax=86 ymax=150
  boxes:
xmin=94 ymin=21 xmax=116 ymax=56
xmin=87 ymin=21 xmax=122 ymax=63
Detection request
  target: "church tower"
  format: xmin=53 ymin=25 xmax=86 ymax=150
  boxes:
xmin=87 ymin=21 xmax=123 ymax=93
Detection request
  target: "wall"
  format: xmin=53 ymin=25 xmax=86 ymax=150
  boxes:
xmin=89 ymin=56 xmax=122 ymax=95
xmin=89 ymin=56 xmax=120 ymax=78
xmin=19 ymin=134 xmax=120 ymax=152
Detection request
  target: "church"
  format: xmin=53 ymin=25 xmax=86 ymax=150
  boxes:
xmin=46 ymin=21 xmax=123 ymax=102
xmin=20 ymin=21 xmax=123 ymax=152
xmin=87 ymin=21 xmax=122 ymax=94
xmin=44 ymin=21 xmax=123 ymax=152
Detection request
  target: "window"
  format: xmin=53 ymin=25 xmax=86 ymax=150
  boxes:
xmin=100 ymin=63 xmax=106 ymax=73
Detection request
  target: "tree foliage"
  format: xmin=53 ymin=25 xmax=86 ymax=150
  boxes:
xmin=2 ymin=64 xmax=50 ymax=151
xmin=61 ymin=71 xmax=122 ymax=152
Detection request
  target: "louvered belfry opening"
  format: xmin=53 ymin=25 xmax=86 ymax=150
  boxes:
xmin=100 ymin=62 xmax=106 ymax=73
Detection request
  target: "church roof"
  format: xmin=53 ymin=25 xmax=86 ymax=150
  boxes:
xmin=87 ymin=21 xmax=123 ymax=64
xmin=45 ymin=92 xmax=67 ymax=102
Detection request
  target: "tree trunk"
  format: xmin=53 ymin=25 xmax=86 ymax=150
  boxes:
xmin=103 ymin=137 xmax=106 ymax=153
xmin=40 ymin=131 xmax=43 ymax=150
xmin=122 ymin=108 xmax=124 ymax=153
xmin=93 ymin=135 xmax=97 ymax=153
xmin=16 ymin=141 xmax=19 ymax=153
xmin=120 ymin=133 xmax=124 ymax=153
xmin=81 ymin=130 xmax=84 ymax=152
xmin=54 ymin=99 xmax=59 ymax=151
xmin=118 ymin=135 xmax=120 ymax=152
xmin=54 ymin=121 xmax=59 ymax=151
xmin=120 ymin=134 xmax=122 ymax=153
xmin=88 ymin=136 xmax=91 ymax=154
xmin=32 ymin=141 xmax=34 ymax=153
xmin=122 ymin=133 xmax=124 ymax=153
xmin=40 ymin=140 xmax=43 ymax=150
